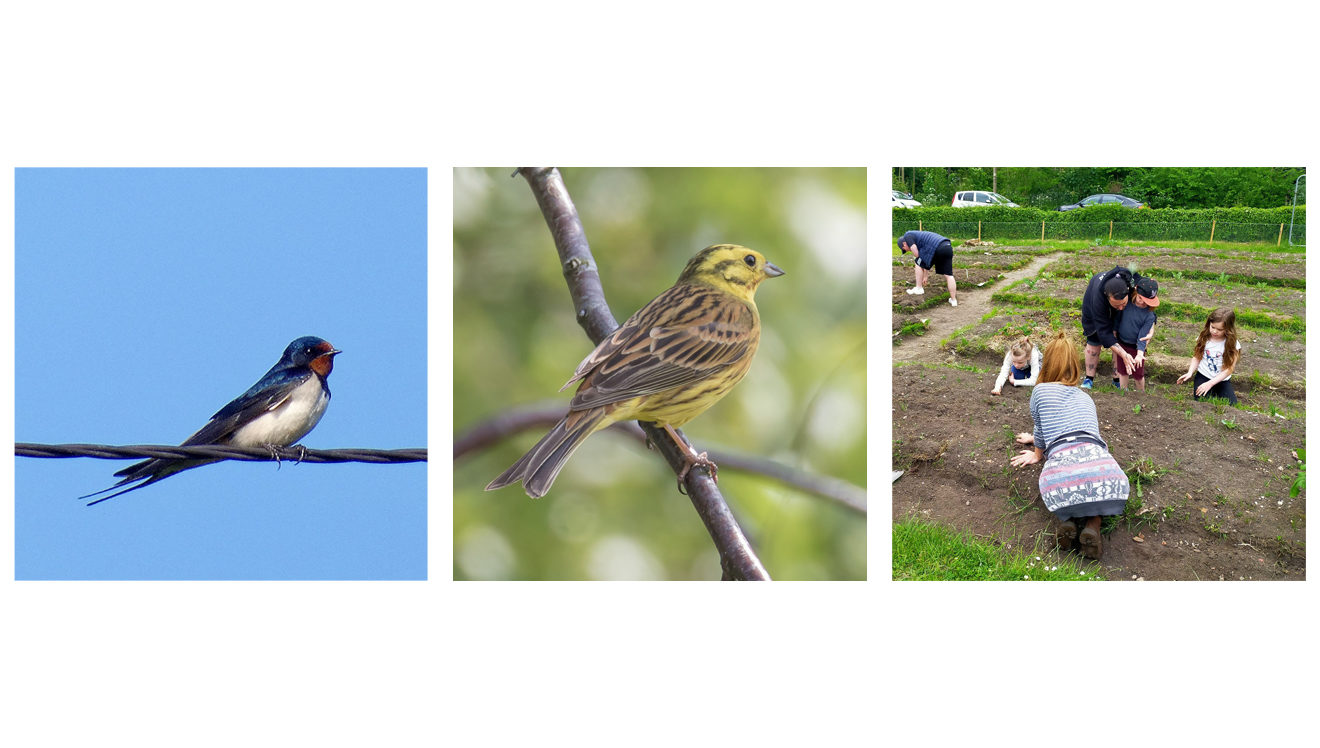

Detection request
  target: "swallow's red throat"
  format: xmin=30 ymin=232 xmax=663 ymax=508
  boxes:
xmin=310 ymin=351 xmax=337 ymax=377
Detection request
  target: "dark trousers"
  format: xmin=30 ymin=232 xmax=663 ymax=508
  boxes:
xmin=1193 ymin=372 xmax=1237 ymax=405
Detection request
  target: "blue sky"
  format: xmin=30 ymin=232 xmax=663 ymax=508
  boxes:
xmin=15 ymin=168 xmax=428 ymax=580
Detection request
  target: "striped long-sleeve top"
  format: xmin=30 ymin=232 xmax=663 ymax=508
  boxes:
xmin=1029 ymin=382 xmax=1106 ymax=454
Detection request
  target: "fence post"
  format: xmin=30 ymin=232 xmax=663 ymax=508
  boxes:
xmin=978 ymin=221 xmax=982 ymax=241
xmin=1278 ymin=223 xmax=1285 ymax=246
xmin=918 ymin=220 xmax=922 ymax=232
xmin=1041 ymin=220 xmax=1045 ymax=245
xmin=1109 ymin=220 xmax=1113 ymax=241
xmin=1209 ymin=218 xmax=1216 ymax=248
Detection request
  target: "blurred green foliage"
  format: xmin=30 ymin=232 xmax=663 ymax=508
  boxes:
xmin=453 ymin=167 xmax=867 ymax=580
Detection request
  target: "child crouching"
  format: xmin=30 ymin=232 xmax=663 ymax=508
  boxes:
xmin=1176 ymin=307 xmax=1241 ymax=405
xmin=991 ymin=336 xmax=1041 ymax=395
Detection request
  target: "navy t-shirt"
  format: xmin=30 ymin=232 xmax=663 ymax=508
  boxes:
xmin=899 ymin=230 xmax=950 ymax=269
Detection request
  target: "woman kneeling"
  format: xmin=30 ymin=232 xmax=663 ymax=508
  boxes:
xmin=1010 ymin=330 xmax=1130 ymax=559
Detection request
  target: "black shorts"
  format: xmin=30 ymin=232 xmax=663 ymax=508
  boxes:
xmin=1193 ymin=372 xmax=1238 ymax=405
xmin=920 ymin=241 xmax=954 ymax=276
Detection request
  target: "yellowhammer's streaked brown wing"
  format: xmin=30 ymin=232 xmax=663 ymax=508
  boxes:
xmin=562 ymin=284 xmax=758 ymax=410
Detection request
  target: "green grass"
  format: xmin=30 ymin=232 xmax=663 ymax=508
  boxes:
xmin=988 ymin=289 xmax=1303 ymax=334
xmin=1047 ymin=263 xmax=1305 ymax=289
xmin=895 ymin=319 xmax=928 ymax=338
xmin=893 ymin=517 xmax=1103 ymax=581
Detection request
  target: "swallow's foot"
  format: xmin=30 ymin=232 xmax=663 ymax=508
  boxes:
xmin=265 ymin=443 xmax=283 ymax=469
xmin=293 ymin=444 xmax=307 ymax=465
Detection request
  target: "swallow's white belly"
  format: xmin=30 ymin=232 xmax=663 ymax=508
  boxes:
xmin=230 ymin=377 xmax=331 ymax=448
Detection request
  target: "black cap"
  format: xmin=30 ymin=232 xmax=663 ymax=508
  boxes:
xmin=1134 ymin=276 xmax=1160 ymax=307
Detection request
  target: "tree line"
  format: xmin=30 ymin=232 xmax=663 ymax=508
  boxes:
xmin=893 ymin=167 xmax=1305 ymax=209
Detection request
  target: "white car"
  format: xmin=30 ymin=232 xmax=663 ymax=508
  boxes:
xmin=892 ymin=190 xmax=922 ymax=208
xmin=951 ymin=190 xmax=1019 ymax=208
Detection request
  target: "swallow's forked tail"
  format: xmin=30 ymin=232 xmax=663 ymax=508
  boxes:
xmin=485 ymin=410 xmax=607 ymax=498
xmin=78 ymin=458 xmax=212 ymax=506
xmin=78 ymin=474 xmax=171 ymax=505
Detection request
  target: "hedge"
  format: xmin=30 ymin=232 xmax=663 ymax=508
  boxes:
xmin=893 ymin=203 xmax=1305 ymax=227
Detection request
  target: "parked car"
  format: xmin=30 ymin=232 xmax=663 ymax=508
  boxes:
xmin=1058 ymin=193 xmax=1145 ymax=211
xmin=892 ymin=189 xmax=922 ymax=208
xmin=951 ymin=190 xmax=1019 ymax=208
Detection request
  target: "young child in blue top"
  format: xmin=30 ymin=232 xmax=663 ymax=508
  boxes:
xmin=1112 ymin=276 xmax=1159 ymax=392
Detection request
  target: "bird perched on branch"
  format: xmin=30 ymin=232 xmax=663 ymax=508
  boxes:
xmin=487 ymin=244 xmax=784 ymax=498
xmin=81 ymin=336 xmax=341 ymax=505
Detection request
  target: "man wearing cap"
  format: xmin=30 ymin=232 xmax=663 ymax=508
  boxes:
xmin=1080 ymin=266 xmax=1137 ymax=389
xmin=898 ymin=229 xmax=958 ymax=307
xmin=1113 ymin=275 xmax=1160 ymax=392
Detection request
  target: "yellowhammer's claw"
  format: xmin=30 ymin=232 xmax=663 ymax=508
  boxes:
xmin=665 ymin=423 xmax=718 ymax=493
xmin=487 ymin=244 xmax=781 ymax=497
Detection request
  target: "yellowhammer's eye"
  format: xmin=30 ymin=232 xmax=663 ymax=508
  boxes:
xmin=743 ymin=254 xmax=756 ymax=268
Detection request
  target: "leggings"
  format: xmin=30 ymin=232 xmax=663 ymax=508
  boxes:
xmin=1193 ymin=372 xmax=1237 ymax=405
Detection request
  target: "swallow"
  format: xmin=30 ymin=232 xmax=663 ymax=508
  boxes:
xmin=82 ymin=336 xmax=342 ymax=505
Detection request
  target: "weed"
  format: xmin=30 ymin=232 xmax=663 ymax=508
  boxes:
xmin=1133 ymin=403 xmax=1142 ymax=414
xmin=1290 ymin=448 xmax=1306 ymax=499
xmin=1221 ymin=417 xmax=1239 ymax=430
xmin=1125 ymin=457 xmax=1168 ymax=501
xmin=897 ymin=319 xmax=928 ymax=337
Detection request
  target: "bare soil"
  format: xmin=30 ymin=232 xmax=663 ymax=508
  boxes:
xmin=1023 ymin=276 xmax=1305 ymax=324
xmin=891 ymin=245 xmax=1306 ymax=580
xmin=1043 ymin=255 xmax=1304 ymax=285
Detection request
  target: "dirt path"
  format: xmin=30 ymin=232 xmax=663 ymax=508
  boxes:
xmin=892 ymin=254 xmax=1057 ymax=362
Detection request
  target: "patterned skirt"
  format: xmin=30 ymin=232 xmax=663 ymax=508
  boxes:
xmin=1038 ymin=442 xmax=1130 ymax=520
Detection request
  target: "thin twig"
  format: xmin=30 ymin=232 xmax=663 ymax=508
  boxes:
xmin=514 ymin=167 xmax=771 ymax=580
xmin=17 ymin=443 xmax=426 ymax=464
xmin=455 ymin=405 xmax=866 ymax=515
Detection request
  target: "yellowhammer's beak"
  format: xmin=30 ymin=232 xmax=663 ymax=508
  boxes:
xmin=765 ymin=262 xmax=785 ymax=277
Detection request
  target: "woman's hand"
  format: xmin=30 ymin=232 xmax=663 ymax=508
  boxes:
xmin=1015 ymin=432 xmax=1034 ymax=445
xmin=1010 ymin=449 xmax=1041 ymax=468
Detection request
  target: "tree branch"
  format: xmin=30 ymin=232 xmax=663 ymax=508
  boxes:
xmin=455 ymin=405 xmax=866 ymax=515
xmin=512 ymin=167 xmax=772 ymax=580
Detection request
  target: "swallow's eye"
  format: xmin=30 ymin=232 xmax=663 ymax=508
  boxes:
xmin=743 ymin=254 xmax=756 ymax=268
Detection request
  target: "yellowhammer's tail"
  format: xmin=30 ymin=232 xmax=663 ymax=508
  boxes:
xmin=486 ymin=409 xmax=609 ymax=498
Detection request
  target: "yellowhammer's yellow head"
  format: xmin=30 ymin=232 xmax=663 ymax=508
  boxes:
xmin=676 ymin=244 xmax=784 ymax=301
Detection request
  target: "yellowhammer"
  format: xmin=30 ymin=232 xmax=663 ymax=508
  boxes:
xmin=487 ymin=243 xmax=784 ymax=498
